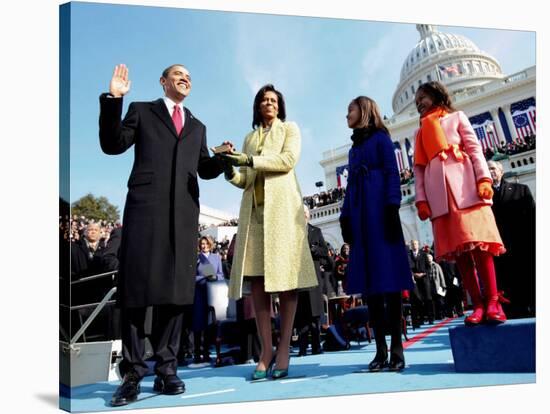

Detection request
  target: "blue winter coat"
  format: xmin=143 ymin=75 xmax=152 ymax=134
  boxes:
xmin=341 ymin=130 xmax=414 ymax=296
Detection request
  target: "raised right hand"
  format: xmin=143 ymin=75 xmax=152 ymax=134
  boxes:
xmin=109 ymin=64 xmax=132 ymax=97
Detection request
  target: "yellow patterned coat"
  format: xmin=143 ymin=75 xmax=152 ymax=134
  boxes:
xmin=227 ymin=119 xmax=318 ymax=299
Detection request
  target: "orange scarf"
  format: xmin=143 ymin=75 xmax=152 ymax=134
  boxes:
xmin=414 ymin=107 xmax=449 ymax=167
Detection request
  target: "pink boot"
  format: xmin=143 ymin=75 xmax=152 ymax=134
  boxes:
xmin=485 ymin=295 xmax=507 ymax=324
xmin=465 ymin=305 xmax=485 ymax=326
xmin=456 ymin=253 xmax=485 ymax=326
xmin=472 ymin=250 xmax=507 ymax=324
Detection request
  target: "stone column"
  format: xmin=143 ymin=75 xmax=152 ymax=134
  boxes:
xmin=502 ymin=103 xmax=518 ymax=141
xmin=400 ymin=139 xmax=410 ymax=169
xmin=490 ymin=108 xmax=506 ymax=145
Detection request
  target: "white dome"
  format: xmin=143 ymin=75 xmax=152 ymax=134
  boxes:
xmin=392 ymin=24 xmax=504 ymax=115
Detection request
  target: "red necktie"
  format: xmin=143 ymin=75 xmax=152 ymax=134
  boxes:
xmin=172 ymin=105 xmax=183 ymax=136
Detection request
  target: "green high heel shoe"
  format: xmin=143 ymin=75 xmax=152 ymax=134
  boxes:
xmin=271 ymin=357 xmax=290 ymax=380
xmin=251 ymin=355 xmax=276 ymax=381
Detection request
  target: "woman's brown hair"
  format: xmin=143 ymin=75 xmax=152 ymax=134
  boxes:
xmin=416 ymin=81 xmax=457 ymax=113
xmin=351 ymin=96 xmax=389 ymax=135
xmin=199 ymin=236 xmax=214 ymax=251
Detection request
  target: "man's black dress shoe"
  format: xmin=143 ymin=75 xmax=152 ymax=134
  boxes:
xmin=111 ymin=372 xmax=141 ymax=407
xmin=153 ymin=374 xmax=186 ymax=395
xmin=388 ymin=359 xmax=405 ymax=371
xmin=311 ymin=348 xmax=324 ymax=355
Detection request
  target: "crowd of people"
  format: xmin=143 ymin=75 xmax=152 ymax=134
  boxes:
xmin=60 ymin=214 xmax=121 ymax=244
xmin=303 ymin=187 xmax=346 ymax=209
xmin=405 ymin=240 xmax=465 ymax=326
xmin=399 ymin=168 xmax=414 ymax=185
xmin=483 ymin=134 xmax=536 ymax=160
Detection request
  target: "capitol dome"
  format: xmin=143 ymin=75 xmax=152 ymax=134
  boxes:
xmin=392 ymin=24 xmax=505 ymax=115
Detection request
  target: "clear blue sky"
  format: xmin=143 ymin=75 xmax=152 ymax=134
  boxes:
xmin=66 ymin=1 xmax=536 ymax=218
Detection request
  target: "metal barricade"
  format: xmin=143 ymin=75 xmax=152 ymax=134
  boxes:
xmin=60 ymin=270 xmax=122 ymax=387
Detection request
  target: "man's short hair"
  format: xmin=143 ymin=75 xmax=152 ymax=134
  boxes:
xmin=161 ymin=64 xmax=187 ymax=79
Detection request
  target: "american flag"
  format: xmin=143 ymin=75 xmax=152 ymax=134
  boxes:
xmin=511 ymin=98 xmax=536 ymax=139
xmin=336 ymin=165 xmax=349 ymax=189
xmin=439 ymin=64 xmax=459 ymax=76
xmin=472 ymin=121 xmax=500 ymax=151
xmin=394 ymin=143 xmax=404 ymax=172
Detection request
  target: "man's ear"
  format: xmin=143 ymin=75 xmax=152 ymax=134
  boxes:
xmin=159 ymin=77 xmax=166 ymax=90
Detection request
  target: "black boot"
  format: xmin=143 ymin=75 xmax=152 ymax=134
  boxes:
xmin=388 ymin=293 xmax=406 ymax=372
xmin=310 ymin=321 xmax=323 ymax=355
xmin=297 ymin=325 xmax=309 ymax=356
xmin=366 ymin=295 xmax=388 ymax=372
xmin=388 ymin=337 xmax=405 ymax=372
xmin=368 ymin=328 xmax=388 ymax=372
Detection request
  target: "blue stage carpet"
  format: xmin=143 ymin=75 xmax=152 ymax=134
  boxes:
xmin=61 ymin=317 xmax=535 ymax=412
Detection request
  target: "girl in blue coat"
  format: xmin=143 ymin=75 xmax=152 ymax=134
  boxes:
xmin=340 ymin=96 xmax=414 ymax=371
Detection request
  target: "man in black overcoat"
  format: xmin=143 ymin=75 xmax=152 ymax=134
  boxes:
xmin=294 ymin=206 xmax=328 ymax=356
xmin=488 ymin=160 xmax=536 ymax=318
xmin=408 ymin=240 xmax=433 ymax=327
xmin=439 ymin=259 xmax=464 ymax=318
xmin=99 ymin=64 xmax=223 ymax=406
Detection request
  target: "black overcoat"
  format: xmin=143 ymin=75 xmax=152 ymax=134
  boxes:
xmin=491 ymin=179 xmax=536 ymax=314
xmin=99 ymin=95 xmax=223 ymax=307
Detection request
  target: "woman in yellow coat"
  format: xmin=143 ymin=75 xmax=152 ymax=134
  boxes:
xmin=219 ymin=84 xmax=318 ymax=380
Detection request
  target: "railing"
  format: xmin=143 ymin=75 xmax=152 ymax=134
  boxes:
xmin=62 ymin=270 xmax=118 ymax=345
xmin=310 ymin=201 xmax=343 ymax=221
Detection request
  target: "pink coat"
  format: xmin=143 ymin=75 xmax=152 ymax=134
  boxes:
xmin=414 ymin=111 xmax=492 ymax=219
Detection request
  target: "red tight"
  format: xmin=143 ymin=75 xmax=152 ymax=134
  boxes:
xmin=455 ymin=249 xmax=498 ymax=306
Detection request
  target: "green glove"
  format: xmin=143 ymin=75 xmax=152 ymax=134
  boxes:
xmin=220 ymin=151 xmax=253 ymax=167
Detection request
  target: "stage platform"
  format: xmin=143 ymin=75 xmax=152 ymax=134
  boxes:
xmin=60 ymin=317 xmax=535 ymax=412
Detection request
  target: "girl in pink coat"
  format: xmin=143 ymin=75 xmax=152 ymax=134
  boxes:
xmin=413 ymin=81 xmax=507 ymax=326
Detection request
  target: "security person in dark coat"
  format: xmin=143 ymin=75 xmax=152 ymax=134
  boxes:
xmin=71 ymin=222 xmax=107 ymax=284
xmin=294 ymin=206 xmax=328 ymax=356
xmin=488 ymin=161 xmax=536 ymax=318
xmin=408 ymin=240 xmax=434 ymax=327
xmin=99 ymin=64 xmax=224 ymax=406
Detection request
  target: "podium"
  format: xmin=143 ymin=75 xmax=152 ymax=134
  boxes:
xmin=449 ymin=318 xmax=535 ymax=372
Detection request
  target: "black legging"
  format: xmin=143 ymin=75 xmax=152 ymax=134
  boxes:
xmin=366 ymin=292 xmax=404 ymax=362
